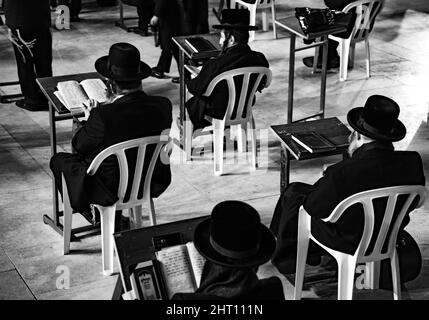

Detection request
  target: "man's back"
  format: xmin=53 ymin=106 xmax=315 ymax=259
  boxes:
xmin=305 ymin=142 xmax=425 ymax=254
xmin=187 ymin=43 xmax=269 ymax=121
xmin=72 ymin=91 xmax=172 ymax=202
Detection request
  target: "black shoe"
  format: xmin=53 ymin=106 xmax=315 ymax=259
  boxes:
xmin=133 ymin=27 xmax=149 ymax=37
xmin=151 ymin=67 xmax=165 ymax=79
xmin=16 ymin=101 xmax=49 ymax=111
xmin=302 ymin=56 xmax=340 ymax=70
xmin=171 ymin=76 xmax=180 ymax=84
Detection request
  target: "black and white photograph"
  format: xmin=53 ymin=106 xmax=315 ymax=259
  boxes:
xmin=0 ymin=0 xmax=428 ymax=306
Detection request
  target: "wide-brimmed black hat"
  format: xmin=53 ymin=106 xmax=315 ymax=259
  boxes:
xmin=213 ymin=9 xmax=258 ymax=31
xmin=194 ymin=201 xmax=276 ymax=268
xmin=347 ymin=95 xmax=406 ymax=142
xmin=95 ymin=43 xmax=152 ymax=81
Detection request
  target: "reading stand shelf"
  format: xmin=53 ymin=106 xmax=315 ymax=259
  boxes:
xmin=112 ymin=215 xmax=209 ymax=300
xmin=37 ymin=72 xmax=105 ymax=241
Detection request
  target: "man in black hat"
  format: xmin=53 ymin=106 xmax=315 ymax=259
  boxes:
xmin=4 ymin=0 xmax=53 ymax=111
xmin=173 ymin=201 xmax=285 ymax=300
xmin=185 ymin=9 xmax=269 ymax=129
xmin=270 ymin=95 xmax=425 ymax=279
xmin=50 ymin=43 xmax=172 ymax=229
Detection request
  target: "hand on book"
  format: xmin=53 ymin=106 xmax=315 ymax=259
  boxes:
xmin=82 ymin=99 xmax=98 ymax=120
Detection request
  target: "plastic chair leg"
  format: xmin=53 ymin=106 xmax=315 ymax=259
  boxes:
xmin=185 ymin=119 xmax=193 ymax=161
xmin=262 ymin=10 xmax=268 ymax=31
xmin=98 ymin=205 xmax=116 ymax=276
xmin=237 ymin=124 xmax=247 ymax=153
xmin=249 ymin=118 xmax=257 ymax=169
xmin=391 ymin=249 xmax=402 ymax=300
xmin=367 ymin=261 xmax=380 ymax=289
xmin=294 ymin=209 xmax=311 ymax=300
xmin=213 ymin=123 xmax=224 ymax=176
xmin=272 ymin=2 xmax=277 ymax=39
xmin=133 ymin=206 xmax=143 ymax=229
xmin=339 ymin=39 xmax=351 ymax=81
xmin=149 ymin=198 xmax=156 ymax=226
xmin=337 ymin=255 xmax=357 ymax=300
xmin=365 ymin=38 xmax=371 ymax=78
xmin=62 ymin=175 xmax=72 ymax=255
xmin=249 ymin=8 xmax=256 ymax=41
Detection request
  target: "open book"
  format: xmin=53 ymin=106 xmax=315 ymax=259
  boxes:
xmin=156 ymin=242 xmax=206 ymax=299
xmin=54 ymin=79 xmax=109 ymax=113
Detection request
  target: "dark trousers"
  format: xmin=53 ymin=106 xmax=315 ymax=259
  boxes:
xmin=137 ymin=0 xmax=154 ymax=30
xmin=57 ymin=0 xmax=82 ymax=17
xmin=270 ymin=182 xmax=326 ymax=274
xmin=156 ymin=45 xmax=179 ymax=74
xmin=10 ymin=28 xmax=52 ymax=107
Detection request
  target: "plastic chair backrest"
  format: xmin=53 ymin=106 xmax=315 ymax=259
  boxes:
xmin=322 ymin=185 xmax=427 ymax=262
xmin=86 ymin=135 xmax=170 ymax=211
xmin=257 ymin=0 xmax=274 ymax=8
xmin=203 ymin=66 xmax=272 ymax=125
xmin=343 ymin=0 xmax=384 ymax=42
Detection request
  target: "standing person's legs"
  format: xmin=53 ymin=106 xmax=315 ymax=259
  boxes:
xmin=136 ymin=0 xmax=154 ymax=34
xmin=9 ymin=28 xmax=50 ymax=110
xmin=70 ymin=0 xmax=82 ymax=20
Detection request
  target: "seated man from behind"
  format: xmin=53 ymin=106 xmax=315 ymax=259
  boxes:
xmin=270 ymin=95 xmax=426 ymax=283
xmin=50 ymin=43 xmax=172 ymax=229
xmin=173 ymin=201 xmax=285 ymax=300
xmin=185 ymin=9 xmax=269 ymax=130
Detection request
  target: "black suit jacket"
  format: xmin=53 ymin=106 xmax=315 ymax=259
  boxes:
xmin=185 ymin=43 xmax=269 ymax=129
xmin=304 ymin=142 xmax=425 ymax=254
xmin=51 ymin=91 xmax=172 ymax=211
xmin=4 ymin=0 xmax=51 ymax=29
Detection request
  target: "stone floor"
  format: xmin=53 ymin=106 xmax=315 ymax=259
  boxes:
xmin=0 ymin=0 xmax=428 ymax=300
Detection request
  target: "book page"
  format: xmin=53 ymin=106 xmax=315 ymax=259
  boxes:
xmin=57 ymin=80 xmax=89 ymax=112
xmin=186 ymin=242 xmax=206 ymax=288
xmin=156 ymin=245 xmax=196 ymax=299
xmin=80 ymin=78 xmax=109 ymax=104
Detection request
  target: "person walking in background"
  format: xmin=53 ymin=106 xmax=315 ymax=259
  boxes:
xmin=4 ymin=0 xmax=53 ymax=112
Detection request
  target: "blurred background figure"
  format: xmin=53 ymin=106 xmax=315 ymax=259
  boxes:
xmin=4 ymin=0 xmax=53 ymax=111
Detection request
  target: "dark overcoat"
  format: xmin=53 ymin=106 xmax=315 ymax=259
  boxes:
xmin=50 ymin=91 xmax=172 ymax=212
xmin=271 ymin=142 xmax=426 ymax=269
xmin=154 ymin=0 xmax=185 ymax=51
xmin=185 ymin=43 xmax=269 ymax=129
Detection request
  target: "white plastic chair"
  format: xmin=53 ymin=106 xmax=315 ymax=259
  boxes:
xmin=185 ymin=66 xmax=272 ymax=176
xmin=230 ymin=0 xmax=276 ymax=41
xmin=62 ymin=135 xmax=170 ymax=276
xmin=294 ymin=185 xmax=427 ymax=300
xmin=328 ymin=0 xmax=384 ymax=81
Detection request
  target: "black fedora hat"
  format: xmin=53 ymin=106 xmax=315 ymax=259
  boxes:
xmin=193 ymin=201 xmax=276 ymax=268
xmin=95 ymin=43 xmax=152 ymax=81
xmin=213 ymin=9 xmax=258 ymax=31
xmin=347 ymin=95 xmax=406 ymax=142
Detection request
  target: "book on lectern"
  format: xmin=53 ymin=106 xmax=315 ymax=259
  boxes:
xmin=54 ymin=79 xmax=109 ymax=113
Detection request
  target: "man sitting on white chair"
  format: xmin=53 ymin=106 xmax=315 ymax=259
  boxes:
xmin=185 ymin=9 xmax=269 ymax=130
xmin=50 ymin=43 xmax=172 ymax=230
xmin=270 ymin=95 xmax=426 ymax=284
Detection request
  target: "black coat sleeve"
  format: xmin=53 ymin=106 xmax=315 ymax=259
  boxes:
xmin=154 ymin=0 xmax=168 ymax=18
xmin=303 ymin=165 xmax=340 ymax=219
xmin=186 ymin=58 xmax=220 ymax=97
xmin=71 ymin=108 xmax=105 ymax=156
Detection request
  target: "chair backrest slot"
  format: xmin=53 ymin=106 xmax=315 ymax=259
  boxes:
xmin=86 ymin=135 xmax=170 ymax=210
xmin=321 ymin=186 xmax=427 ymax=262
xmin=203 ymin=66 xmax=272 ymax=125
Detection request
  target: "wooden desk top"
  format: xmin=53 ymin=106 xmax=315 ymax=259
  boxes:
xmin=173 ymin=33 xmax=221 ymax=60
xmin=274 ymin=16 xmax=348 ymax=40
xmin=37 ymin=72 xmax=103 ymax=115
xmin=271 ymin=117 xmax=351 ymax=160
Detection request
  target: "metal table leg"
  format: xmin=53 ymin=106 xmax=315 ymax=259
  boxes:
xmin=179 ymin=50 xmax=186 ymax=150
xmin=287 ymin=34 xmax=296 ymax=125
xmin=280 ymin=145 xmax=290 ymax=194
xmin=319 ymin=36 xmax=329 ymax=118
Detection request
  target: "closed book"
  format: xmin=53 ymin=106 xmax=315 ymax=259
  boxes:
xmin=291 ymin=131 xmax=335 ymax=153
xmin=185 ymin=37 xmax=217 ymax=53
